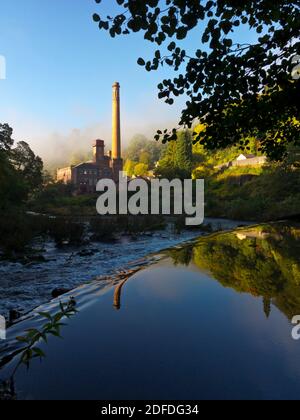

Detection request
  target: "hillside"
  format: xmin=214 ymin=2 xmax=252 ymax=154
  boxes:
xmin=196 ymin=160 xmax=300 ymax=222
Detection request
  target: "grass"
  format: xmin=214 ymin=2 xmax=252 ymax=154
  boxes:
xmin=204 ymin=165 xmax=300 ymax=221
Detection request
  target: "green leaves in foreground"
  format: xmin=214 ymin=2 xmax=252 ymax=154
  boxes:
xmin=93 ymin=1 xmax=300 ymax=160
xmin=15 ymin=297 xmax=77 ymax=367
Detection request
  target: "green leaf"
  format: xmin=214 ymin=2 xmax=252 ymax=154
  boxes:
xmin=38 ymin=312 xmax=52 ymax=320
xmin=92 ymin=14 xmax=101 ymax=23
xmin=32 ymin=347 xmax=46 ymax=358
xmin=137 ymin=58 xmax=145 ymax=66
xmin=16 ymin=336 xmax=29 ymax=343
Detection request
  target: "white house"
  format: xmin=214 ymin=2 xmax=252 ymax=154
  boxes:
xmin=236 ymin=154 xmax=256 ymax=161
xmin=214 ymin=154 xmax=267 ymax=170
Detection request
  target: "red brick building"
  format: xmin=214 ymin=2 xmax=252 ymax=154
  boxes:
xmin=56 ymin=83 xmax=123 ymax=193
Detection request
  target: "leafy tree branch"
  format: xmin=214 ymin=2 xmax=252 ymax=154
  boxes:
xmin=93 ymin=0 xmax=300 ymax=159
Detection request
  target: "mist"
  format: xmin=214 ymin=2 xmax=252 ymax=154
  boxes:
xmin=6 ymin=109 xmax=179 ymax=174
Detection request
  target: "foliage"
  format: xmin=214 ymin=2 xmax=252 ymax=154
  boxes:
xmin=201 ymin=163 xmax=300 ymax=221
xmin=0 ymin=212 xmax=37 ymax=254
xmin=124 ymin=160 xmax=150 ymax=177
xmin=90 ymin=215 xmax=166 ymax=239
xmin=139 ymin=150 xmax=152 ymax=165
xmin=0 ymin=298 xmax=78 ymax=399
xmin=124 ymin=159 xmax=137 ymax=177
xmin=48 ymin=218 xmax=85 ymax=247
xmin=123 ymin=134 xmax=165 ymax=167
xmin=155 ymin=130 xmax=193 ymax=178
xmin=185 ymin=224 xmax=300 ymax=320
xmin=0 ymin=124 xmax=43 ymax=211
xmin=174 ymin=130 xmax=193 ymax=178
xmin=0 ymin=123 xmax=14 ymax=152
xmin=11 ymin=141 xmax=43 ymax=191
xmin=94 ymin=1 xmax=300 ymax=159
xmin=90 ymin=217 xmax=116 ymax=241
xmin=123 ymin=135 xmax=165 ymax=177
xmin=0 ymin=155 xmax=27 ymax=212
xmin=134 ymin=162 xmax=149 ymax=177
xmin=29 ymin=183 xmax=100 ymax=217
xmin=31 ymin=181 xmax=74 ymax=207
xmin=15 ymin=298 xmax=77 ymax=366
xmin=0 ymin=124 xmax=45 ymax=254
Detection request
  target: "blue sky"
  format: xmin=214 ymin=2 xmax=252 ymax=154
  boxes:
xmin=0 ymin=0 xmax=257 ymax=162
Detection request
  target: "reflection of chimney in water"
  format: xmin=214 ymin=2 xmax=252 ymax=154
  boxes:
xmin=113 ymin=278 xmax=128 ymax=311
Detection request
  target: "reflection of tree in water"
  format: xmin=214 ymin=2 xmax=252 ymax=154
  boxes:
xmin=168 ymin=224 xmax=300 ymax=320
xmin=0 ymin=378 xmax=16 ymax=400
xmin=263 ymin=297 xmax=271 ymax=319
xmin=165 ymin=246 xmax=193 ymax=267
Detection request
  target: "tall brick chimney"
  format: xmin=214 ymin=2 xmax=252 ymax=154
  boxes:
xmin=111 ymin=82 xmax=123 ymax=177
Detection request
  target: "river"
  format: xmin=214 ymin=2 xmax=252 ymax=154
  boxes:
xmin=0 ymin=218 xmax=247 ymax=320
xmin=2 ymin=220 xmax=300 ymax=400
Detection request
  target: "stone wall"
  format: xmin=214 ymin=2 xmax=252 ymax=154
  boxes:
xmin=232 ymin=156 xmax=267 ymax=167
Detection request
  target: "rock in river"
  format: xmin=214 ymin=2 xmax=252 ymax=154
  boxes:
xmin=51 ymin=288 xmax=71 ymax=299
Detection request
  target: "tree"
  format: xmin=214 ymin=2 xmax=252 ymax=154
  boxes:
xmin=154 ymin=140 xmax=177 ymax=179
xmin=124 ymin=134 xmax=149 ymax=162
xmin=174 ymin=130 xmax=193 ymax=178
xmin=94 ymin=1 xmax=300 ymax=160
xmin=0 ymin=125 xmax=27 ymax=210
xmin=134 ymin=163 xmax=149 ymax=177
xmin=263 ymin=296 xmax=272 ymax=319
xmin=0 ymin=152 xmax=27 ymax=212
xmin=0 ymin=123 xmax=14 ymax=152
xmin=12 ymin=141 xmax=43 ymax=191
xmin=155 ymin=130 xmax=193 ymax=178
xmin=124 ymin=159 xmax=137 ymax=177
xmin=0 ymin=124 xmax=44 ymax=210
xmin=124 ymin=134 xmax=165 ymax=167
xmin=139 ymin=150 xmax=151 ymax=165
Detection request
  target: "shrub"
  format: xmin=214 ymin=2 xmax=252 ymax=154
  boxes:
xmin=48 ymin=218 xmax=85 ymax=247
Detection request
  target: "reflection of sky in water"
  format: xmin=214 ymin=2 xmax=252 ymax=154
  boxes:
xmin=125 ymin=262 xmax=300 ymax=399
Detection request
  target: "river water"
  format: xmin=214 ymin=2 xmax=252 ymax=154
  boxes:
xmin=2 ymin=221 xmax=300 ymax=400
xmin=0 ymin=218 xmax=246 ymax=320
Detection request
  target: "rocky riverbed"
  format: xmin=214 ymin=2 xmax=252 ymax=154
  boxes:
xmin=0 ymin=218 xmax=250 ymax=321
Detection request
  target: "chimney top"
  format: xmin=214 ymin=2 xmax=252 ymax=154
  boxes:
xmin=94 ymin=139 xmax=104 ymax=147
xmin=113 ymin=82 xmax=120 ymax=88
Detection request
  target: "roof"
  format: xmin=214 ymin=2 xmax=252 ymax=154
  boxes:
xmin=73 ymin=162 xmax=99 ymax=169
xmin=239 ymin=154 xmax=256 ymax=159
